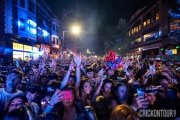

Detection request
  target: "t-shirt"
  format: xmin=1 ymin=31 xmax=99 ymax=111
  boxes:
xmin=0 ymin=88 xmax=24 ymax=112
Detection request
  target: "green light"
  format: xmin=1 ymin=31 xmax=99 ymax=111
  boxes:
xmin=160 ymin=48 xmax=164 ymax=51
xmin=176 ymin=46 xmax=180 ymax=49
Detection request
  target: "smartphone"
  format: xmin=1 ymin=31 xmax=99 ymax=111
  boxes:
xmin=137 ymin=88 xmax=145 ymax=98
xmin=60 ymin=90 xmax=73 ymax=101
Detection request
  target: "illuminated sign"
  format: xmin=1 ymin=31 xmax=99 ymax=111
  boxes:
xmin=166 ymin=49 xmax=177 ymax=55
xmin=42 ymin=30 xmax=49 ymax=37
xmin=27 ymin=19 xmax=37 ymax=35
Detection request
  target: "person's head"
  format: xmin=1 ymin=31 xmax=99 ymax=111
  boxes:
xmin=129 ymin=80 xmax=141 ymax=96
xmin=7 ymin=95 xmax=27 ymax=113
xmin=39 ymin=75 xmax=49 ymax=85
xmin=86 ymin=67 xmax=94 ymax=79
xmin=40 ymin=67 xmax=49 ymax=76
xmin=49 ymin=73 xmax=58 ymax=81
xmin=102 ymin=79 xmax=114 ymax=95
xmin=40 ymin=95 xmax=51 ymax=111
xmin=94 ymin=96 xmax=111 ymax=120
xmin=126 ymin=66 xmax=133 ymax=77
xmin=46 ymin=81 xmax=60 ymax=94
xmin=79 ymin=78 xmax=92 ymax=96
xmin=62 ymin=87 xmax=75 ymax=108
xmin=26 ymin=84 xmax=41 ymax=102
xmin=115 ymin=83 xmax=129 ymax=104
xmin=160 ymin=78 xmax=169 ymax=89
xmin=67 ymin=75 xmax=75 ymax=87
xmin=145 ymin=92 xmax=157 ymax=105
xmin=109 ymin=105 xmax=139 ymax=120
xmin=6 ymin=70 xmax=23 ymax=89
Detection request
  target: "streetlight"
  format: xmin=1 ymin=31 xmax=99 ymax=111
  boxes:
xmin=62 ymin=24 xmax=81 ymax=50
xmin=71 ymin=25 xmax=81 ymax=35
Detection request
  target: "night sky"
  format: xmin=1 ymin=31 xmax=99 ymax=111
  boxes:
xmin=45 ymin=0 xmax=151 ymax=54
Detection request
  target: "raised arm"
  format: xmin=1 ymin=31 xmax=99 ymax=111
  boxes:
xmin=92 ymin=75 xmax=106 ymax=101
xmin=73 ymin=54 xmax=82 ymax=90
xmin=60 ymin=61 xmax=74 ymax=90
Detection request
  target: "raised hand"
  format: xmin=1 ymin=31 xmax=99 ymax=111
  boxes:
xmin=49 ymin=89 xmax=64 ymax=106
xmin=73 ymin=54 xmax=82 ymax=66
xmin=69 ymin=60 xmax=75 ymax=71
xmin=97 ymin=68 xmax=105 ymax=78
xmin=131 ymin=95 xmax=149 ymax=111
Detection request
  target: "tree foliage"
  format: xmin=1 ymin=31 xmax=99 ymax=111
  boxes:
xmin=103 ymin=18 xmax=131 ymax=56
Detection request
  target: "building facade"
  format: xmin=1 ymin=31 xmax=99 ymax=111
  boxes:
xmin=127 ymin=0 xmax=180 ymax=61
xmin=0 ymin=0 xmax=61 ymax=64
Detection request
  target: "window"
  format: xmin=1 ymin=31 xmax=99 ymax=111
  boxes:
xmin=147 ymin=19 xmax=151 ymax=25
xmin=19 ymin=0 xmax=25 ymax=8
xmin=131 ymin=29 xmax=134 ymax=34
xmin=156 ymin=13 xmax=160 ymax=20
xmin=13 ymin=42 xmax=23 ymax=50
xmin=28 ymin=0 xmax=35 ymax=13
xmin=136 ymin=26 xmax=139 ymax=32
xmin=19 ymin=18 xmax=25 ymax=31
xmin=129 ymin=31 xmax=131 ymax=36
xmin=24 ymin=45 xmax=32 ymax=52
xmin=53 ymin=37 xmax=56 ymax=44
xmin=56 ymin=38 xmax=59 ymax=44
xmin=143 ymin=21 xmax=147 ymax=27
xmin=139 ymin=25 xmax=141 ymax=30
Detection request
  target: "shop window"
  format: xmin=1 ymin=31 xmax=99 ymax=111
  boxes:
xmin=13 ymin=51 xmax=23 ymax=60
xmin=24 ymin=45 xmax=32 ymax=52
xmin=143 ymin=21 xmax=147 ymax=27
xmin=129 ymin=31 xmax=131 ymax=36
xmin=13 ymin=42 xmax=23 ymax=51
xmin=53 ymin=37 xmax=56 ymax=44
xmin=56 ymin=38 xmax=59 ymax=44
xmin=139 ymin=25 xmax=141 ymax=30
xmin=131 ymin=29 xmax=134 ymax=34
xmin=147 ymin=19 xmax=151 ymax=25
xmin=156 ymin=13 xmax=160 ymax=20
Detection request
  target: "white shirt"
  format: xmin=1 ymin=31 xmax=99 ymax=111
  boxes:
xmin=0 ymin=88 xmax=24 ymax=112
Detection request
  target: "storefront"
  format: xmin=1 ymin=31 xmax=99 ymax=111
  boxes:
xmin=13 ymin=42 xmax=39 ymax=60
xmin=40 ymin=44 xmax=50 ymax=55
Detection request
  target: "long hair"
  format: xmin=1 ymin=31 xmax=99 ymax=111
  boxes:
xmin=109 ymin=105 xmax=139 ymax=120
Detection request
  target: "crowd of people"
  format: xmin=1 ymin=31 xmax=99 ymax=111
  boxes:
xmin=0 ymin=50 xmax=180 ymax=120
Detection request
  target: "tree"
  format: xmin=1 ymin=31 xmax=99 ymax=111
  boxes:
xmin=103 ymin=18 xmax=131 ymax=56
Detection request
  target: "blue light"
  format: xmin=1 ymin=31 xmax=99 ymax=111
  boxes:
xmin=27 ymin=19 xmax=37 ymax=35
xmin=18 ymin=21 xmax=21 ymax=26
xmin=27 ymin=19 xmax=37 ymax=27
xmin=5 ymin=48 xmax=12 ymax=54
xmin=29 ymin=28 xmax=37 ymax=34
xmin=42 ymin=30 xmax=49 ymax=37
xmin=39 ymin=51 xmax=44 ymax=55
xmin=159 ymin=31 xmax=162 ymax=36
